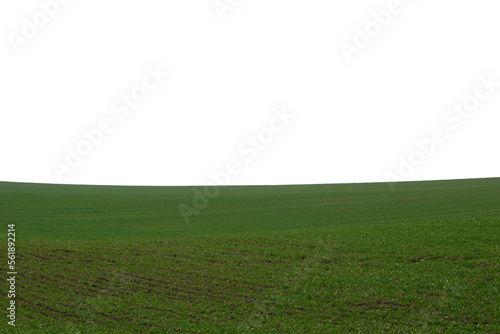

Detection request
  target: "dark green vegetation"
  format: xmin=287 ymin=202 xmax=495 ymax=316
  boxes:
xmin=1 ymin=178 xmax=499 ymax=332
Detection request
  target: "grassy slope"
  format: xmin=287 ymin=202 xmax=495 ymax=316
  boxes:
xmin=1 ymin=177 xmax=499 ymax=240
xmin=1 ymin=178 xmax=499 ymax=333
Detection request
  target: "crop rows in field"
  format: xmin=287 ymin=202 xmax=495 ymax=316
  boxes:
xmin=12 ymin=217 xmax=500 ymax=333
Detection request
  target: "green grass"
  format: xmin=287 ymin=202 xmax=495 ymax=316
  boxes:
xmin=1 ymin=178 xmax=499 ymax=332
xmin=1 ymin=177 xmax=499 ymax=240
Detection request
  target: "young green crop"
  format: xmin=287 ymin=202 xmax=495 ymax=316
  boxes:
xmin=1 ymin=178 xmax=498 ymax=332
xmin=1 ymin=177 xmax=499 ymax=240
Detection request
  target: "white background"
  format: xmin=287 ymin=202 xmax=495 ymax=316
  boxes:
xmin=1 ymin=0 xmax=499 ymax=186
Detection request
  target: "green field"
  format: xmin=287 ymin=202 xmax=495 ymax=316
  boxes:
xmin=1 ymin=178 xmax=499 ymax=332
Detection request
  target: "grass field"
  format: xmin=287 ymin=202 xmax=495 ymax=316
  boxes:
xmin=1 ymin=178 xmax=499 ymax=332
